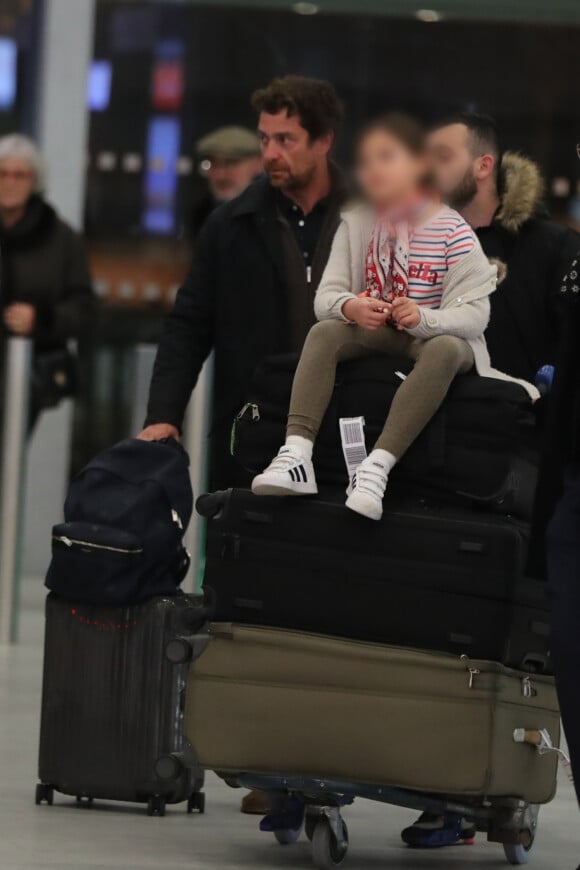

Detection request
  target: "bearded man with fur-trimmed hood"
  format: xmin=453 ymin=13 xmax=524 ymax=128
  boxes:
xmin=400 ymin=114 xmax=579 ymax=853
xmin=428 ymin=114 xmax=579 ymax=384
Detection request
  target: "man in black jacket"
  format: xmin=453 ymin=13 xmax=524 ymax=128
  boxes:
xmin=427 ymin=114 xmax=578 ymax=384
xmin=544 ymin=255 xmax=580 ymax=828
xmin=139 ymin=75 xmax=346 ymax=489
xmin=400 ymin=114 xmax=579 ymax=850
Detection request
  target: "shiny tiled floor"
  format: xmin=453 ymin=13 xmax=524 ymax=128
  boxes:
xmin=1 ymin=580 xmax=578 ymax=870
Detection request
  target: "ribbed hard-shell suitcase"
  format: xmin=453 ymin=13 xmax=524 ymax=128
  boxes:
xmin=36 ymin=593 xmax=207 ymax=816
xmin=199 ymin=489 xmax=552 ymax=673
xmin=185 ymin=623 xmax=561 ymax=805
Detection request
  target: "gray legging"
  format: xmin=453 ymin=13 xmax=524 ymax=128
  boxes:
xmin=287 ymin=320 xmax=474 ymax=460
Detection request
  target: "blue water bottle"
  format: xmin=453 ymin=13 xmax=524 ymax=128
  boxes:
xmin=535 ymin=364 xmax=555 ymax=396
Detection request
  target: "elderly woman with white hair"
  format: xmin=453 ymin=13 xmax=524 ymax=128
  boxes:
xmin=0 ymin=133 xmax=94 ymax=428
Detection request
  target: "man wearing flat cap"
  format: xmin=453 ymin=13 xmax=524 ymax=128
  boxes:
xmin=190 ymin=126 xmax=262 ymax=236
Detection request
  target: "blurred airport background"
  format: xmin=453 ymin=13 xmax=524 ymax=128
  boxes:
xmin=1 ymin=0 xmax=580 ymax=613
xmin=0 ymin=6 xmax=578 ymax=869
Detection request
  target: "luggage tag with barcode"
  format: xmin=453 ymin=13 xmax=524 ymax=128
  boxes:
xmin=339 ymin=416 xmax=367 ymax=482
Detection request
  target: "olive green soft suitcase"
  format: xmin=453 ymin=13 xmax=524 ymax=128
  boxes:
xmin=185 ymin=623 xmax=560 ymax=805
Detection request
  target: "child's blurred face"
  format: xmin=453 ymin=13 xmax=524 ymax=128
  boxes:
xmin=356 ymin=129 xmax=428 ymax=210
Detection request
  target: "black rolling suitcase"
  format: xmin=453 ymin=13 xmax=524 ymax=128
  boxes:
xmin=36 ymin=593 xmax=208 ymax=816
xmin=198 ymin=489 xmax=552 ymax=674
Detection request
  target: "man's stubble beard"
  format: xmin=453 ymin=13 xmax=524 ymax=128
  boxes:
xmin=446 ymin=167 xmax=478 ymax=210
xmin=266 ymin=162 xmax=317 ymax=192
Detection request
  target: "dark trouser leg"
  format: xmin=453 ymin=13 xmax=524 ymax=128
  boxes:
xmin=546 ymin=472 xmax=580 ymax=807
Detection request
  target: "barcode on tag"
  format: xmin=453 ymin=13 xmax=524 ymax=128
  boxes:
xmin=339 ymin=416 xmax=367 ymax=480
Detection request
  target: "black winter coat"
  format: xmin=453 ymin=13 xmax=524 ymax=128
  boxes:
xmin=530 ymin=253 xmax=580 ymax=576
xmin=188 ymin=188 xmax=216 ymax=241
xmin=476 ymin=154 xmax=579 ymax=383
xmin=0 ymin=195 xmax=95 ymax=354
xmin=145 ymin=175 xmax=345 ymax=483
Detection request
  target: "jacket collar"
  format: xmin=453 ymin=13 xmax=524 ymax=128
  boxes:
xmin=230 ymin=165 xmax=347 ymax=283
xmin=495 ymin=152 xmax=546 ymax=234
xmin=230 ymin=177 xmax=284 ymax=280
xmin=0 ymin=195 xmax=57 ymax=249
xmin=230 ymin=175 xmax=276 ymax=218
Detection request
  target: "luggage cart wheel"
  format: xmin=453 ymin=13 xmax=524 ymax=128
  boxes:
xmin=503 ymin=838 xmax=535 ymax=865
xmin=35 ymin=783 xmax=54 ymax=806
xmin=503 ymin=806 xmax=538 ymax=865
xmin=147 ymin=795 xmax=167 ymax=817
xmin=187 ymin=792 xmax=206 ymax=814
xmin=311 ymin=816 xmax=349 ymax=869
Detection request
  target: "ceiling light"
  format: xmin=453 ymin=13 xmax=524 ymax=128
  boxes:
xmin=293 ymin=2 xmax=320 ymax=15
xmin=415 ymin=9 xmax=443 ymax=22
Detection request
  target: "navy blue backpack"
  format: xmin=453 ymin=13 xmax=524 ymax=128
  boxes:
xmin=45 ymin=438 xmax=193 ymax=605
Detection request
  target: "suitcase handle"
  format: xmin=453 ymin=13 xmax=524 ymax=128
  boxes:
xmin=181 ymin=587 xmax=216 ymax=628
xmin=196 ymin=489 xmax=230 ymax=519
xmin=166 ymin=631 xmax=209 ymax=664
xmin=155 ymin=747 xmax=199 ymax=780
xmin=168 ymin=590 xmax=215 ymax=664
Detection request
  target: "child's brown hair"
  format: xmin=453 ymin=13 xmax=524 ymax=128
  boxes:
xmin=356 ymin=112 xmax=433 ymax=189
xmin=357 ymin=112 xmax=427 ymax=156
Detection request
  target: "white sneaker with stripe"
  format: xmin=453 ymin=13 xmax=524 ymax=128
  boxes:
xmin=251 ymin=445 xmax=318 ymax=497
xmin=345 ymin=453 xmax=390 ymax=521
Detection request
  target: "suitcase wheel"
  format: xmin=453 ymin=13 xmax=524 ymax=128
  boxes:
xmin=187 ymin=792 xmax=205 ymax=814
xmin=76 ymin=796 xmax=94 ymax=807
xmin=147 ymin=795 xmax=167 ymax=817
xmin=35 ymin=783 xmax=54 ymax=806
xmin=311 ymin=816 xmax=349 ymax=869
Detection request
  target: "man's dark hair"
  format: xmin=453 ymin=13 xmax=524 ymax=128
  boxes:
xmin=251 ymin=75 xmax=344 ymax=141
xmin=433 ymin=112 xmax=503 ymax=182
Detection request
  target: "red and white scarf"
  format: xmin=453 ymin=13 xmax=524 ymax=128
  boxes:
xmin=364 ymin=199 xmax=434 ymax=302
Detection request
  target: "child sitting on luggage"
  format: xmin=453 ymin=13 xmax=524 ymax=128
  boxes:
xmin=252 ymin=114 xmax=537 ymax=520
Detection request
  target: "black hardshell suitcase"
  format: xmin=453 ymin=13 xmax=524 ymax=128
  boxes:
xmin=198 ymin=489 xmax=552 ymax=674
xmin=36 ymin=594 xmax=207 ymax=816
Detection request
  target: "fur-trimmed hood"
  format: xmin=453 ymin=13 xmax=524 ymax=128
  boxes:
xmin=496 ymin=152 xmax=545 ymax=234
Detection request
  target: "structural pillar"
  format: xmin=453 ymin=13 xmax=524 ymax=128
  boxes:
xmin=16 ymin=0 xmax=96 ymax=633
xmin=36 ymin=0 xmax=96 ymax=228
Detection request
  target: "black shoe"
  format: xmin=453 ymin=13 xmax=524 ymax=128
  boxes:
xmin=401 ymin=812 xmax=476 ymax=848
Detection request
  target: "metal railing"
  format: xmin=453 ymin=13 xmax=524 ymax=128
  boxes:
xmin=0 ymin=337 xmax=32 ymax=643
xmin=183 ymin=355 xmax=214 ymax=594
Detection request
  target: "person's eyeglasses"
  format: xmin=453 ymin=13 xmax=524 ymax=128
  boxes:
xmin=0 ymin=169 xmax=32 ymax=182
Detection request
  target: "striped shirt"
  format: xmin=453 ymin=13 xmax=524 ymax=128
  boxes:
xmin=407 ymin=206 xmax=476 ymax=308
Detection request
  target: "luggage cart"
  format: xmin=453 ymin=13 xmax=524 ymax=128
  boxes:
xmin=227 ymin=772 xmax=540 ymax=868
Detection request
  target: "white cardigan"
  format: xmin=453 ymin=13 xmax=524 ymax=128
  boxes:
xmin=314 ymin=208 xmax=539 ymax=401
